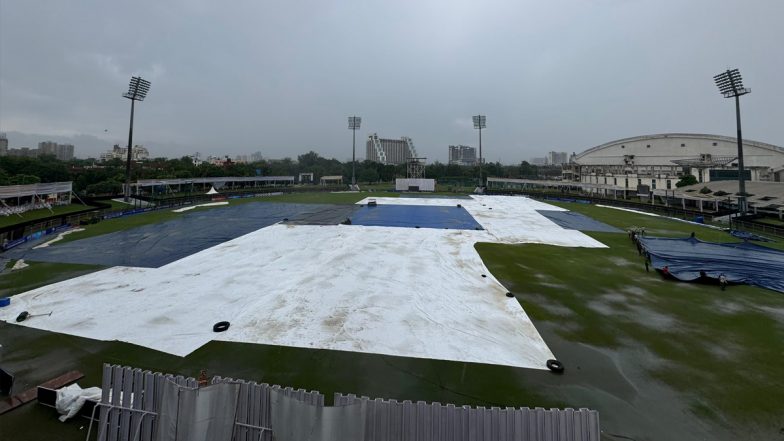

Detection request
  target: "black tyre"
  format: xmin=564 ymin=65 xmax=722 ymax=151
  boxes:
xmin=546 ymin=359 xmax=564 ymax=373
xmin=213 ymin=321 xmax=230 ymax=332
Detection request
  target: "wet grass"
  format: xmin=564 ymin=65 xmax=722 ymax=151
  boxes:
xmin=2 ymin=198 xmax=783 ymax=439
xmin=546 ymin=200 xmax=784 ymax=250
xmin=55 ymin=209 xmax=185 ymax=245
xmin=0 ymin=321 xmax=564 ymax=441
xmin=0 ymin=261 xmax=104 ymax=296
xmin=0 ymin=203 xmax=93 ymax=228
xmin=476 ymin=202 xmax=784 ymax=437
xmin=755 ymin=217 xmax=784 ymax=227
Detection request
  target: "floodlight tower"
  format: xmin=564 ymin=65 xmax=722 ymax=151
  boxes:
xmin=348 ymin=116 xmax=362 ymax=187
xmin=122 ymin=76 xmax=151 ymax=202
xmin=713 ymin=69 xmax=750 ymax=213
xmin=472 ymin=115 xmax=486 ymax=185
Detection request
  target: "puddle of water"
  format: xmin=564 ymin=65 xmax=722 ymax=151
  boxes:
xmin=625 ymin=303 xmax=677 ymax=331
xmin=713 ymin=301 xmax=746 ymax=315
xmin=608 ymin=256 xmax=634 ymax=267
xmin=622 ymin=286 xmax=648 ymax=297
xmin=587 ymin=300 xmax=617 ymax=316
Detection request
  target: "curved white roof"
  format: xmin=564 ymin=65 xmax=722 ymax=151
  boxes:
xmin=575 ymin=133 xmax=784 ymax=160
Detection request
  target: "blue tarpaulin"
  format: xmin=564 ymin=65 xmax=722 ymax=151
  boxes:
xmin=536 ymin=210 xmax=621 ymax=233
xmin=729 ymin=230 xmax=774 ymax=242
xmin=9 ymin=203 xmax=359 ymax=268
xmin=350 ymin=205 xmax=483 ymax=230
xmin=638 ymin=236 xmax=784 ymax=293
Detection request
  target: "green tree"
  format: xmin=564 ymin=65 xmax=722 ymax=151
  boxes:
xmin=676 ymin=175 xmax=698 ymax=188
xmin=9 ymin=174 xmax=42 ymax=185
xmin=85 ymin=179 xmax=123 ymax=195
xmin=358 ymin=168 xmax=379 ymax=184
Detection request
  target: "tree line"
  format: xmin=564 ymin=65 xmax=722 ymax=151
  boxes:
xmin=0 ymin=152 xmax=560 ymax=196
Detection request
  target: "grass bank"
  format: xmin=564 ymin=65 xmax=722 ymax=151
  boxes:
xmin=0 ymin=261 xmax=104 ymax=296
xmin=0 ymin=203 xmax=94 ymax=229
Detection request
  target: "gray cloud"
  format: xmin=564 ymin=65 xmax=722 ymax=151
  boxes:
xmin=1 ymin=0 xmax=783 ymax=162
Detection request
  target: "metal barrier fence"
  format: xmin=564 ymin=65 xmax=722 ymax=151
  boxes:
xmin=88 ymin=364 xmax=600 ymax=441
xmin=732 ymin=219 xmax=784 ymax=238
xmin=91 ymin=364 xmax=199 ymax=441
xmin=333 ymin=393 xmax=600 ymax=441
xmin=210 ymin=375 xmax=325 ymax=441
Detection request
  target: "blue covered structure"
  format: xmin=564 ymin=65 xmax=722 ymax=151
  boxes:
xmin=10 ymin=202 xmax=359 ymax=268
xmin=350 ymin=205 xmax=483 ymax=230
xmin=638 ymin=236 xmax=784 ymax=293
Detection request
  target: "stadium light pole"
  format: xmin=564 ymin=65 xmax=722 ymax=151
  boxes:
xmin=348 ymin=116 xmax=361 ymax=187
xmin=122 ymin=76 xmax=151 ymax=202
xmin=472 ymin=115 xmax=486 ymax=186
xmin=713 ymin=69 xmax=750 ymax=214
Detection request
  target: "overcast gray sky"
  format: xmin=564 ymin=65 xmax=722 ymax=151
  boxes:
xmin=1 ymin=0 xmax=783 ymax=162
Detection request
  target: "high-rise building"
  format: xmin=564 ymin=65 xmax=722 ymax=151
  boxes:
xmin=366 ymin=134 xmax=418 ymax=165
xmin=0 ymin=133 xmax=7 ymax=156
xmin=7 ymin=147 xmax=38 ymax=158
xmin=546 ymin=151 xmax=568 ymax=165
xmin=530 ymin=157 xmax=547 ymax=166
xmin=38 ymin=141 xmax=58 ymax=156
xmin=57 ymin=144 xmax=74 ymax=161
xmin=100 ymin=144 xmax=149 ymax=161
xmin=38 ymin=141 xmax=75 ymax=160
xmin=448 ymin=145 xmax=477 ymax=166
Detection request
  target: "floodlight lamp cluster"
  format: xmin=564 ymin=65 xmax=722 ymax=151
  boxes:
xmin=348 ymin=116 xmax=362 ymax=130
xmin=123 ymin=76 xmax=151 ymax=101
xmin=472 ymin=115 xmax=486 ymax=129
xmin=713 ymin=69 xmax=750 ymax=98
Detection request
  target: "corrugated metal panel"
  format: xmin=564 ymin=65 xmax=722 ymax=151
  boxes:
xmin=333 ymin=393 xmax=600 ymax=441
xmin=0 ymin=182 xmax=72 ymax=199
xmin=95 ymin=364 xmax=600 ymax=441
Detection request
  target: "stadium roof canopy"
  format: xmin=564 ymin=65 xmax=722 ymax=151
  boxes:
xmin=132 ymin=176 xmax=295 ymax=188
xmin=0 ymin=182 xmax=72 ymax=199
xmin=575 ymin=133 xmax=784 ymax=161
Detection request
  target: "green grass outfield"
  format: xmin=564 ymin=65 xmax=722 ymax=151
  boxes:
xmin=0 ymin=203 xmax=93 ymax=228
xmin=0 ymin=261 xmax=104 ymax=295
xmin=1 ymin=197 xmax=783 ymax=440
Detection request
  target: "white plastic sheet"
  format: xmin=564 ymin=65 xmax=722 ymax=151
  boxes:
xmin=1 ymin=196 xmax=605 ymax=369
xmin=56 ymin=383 xmax=102 ymax=422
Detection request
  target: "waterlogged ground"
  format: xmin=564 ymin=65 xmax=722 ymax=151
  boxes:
xmin=477 ymin=203 xmax=784 ymax=440
xmin=1 ymin=197 xmax=782 ymax=440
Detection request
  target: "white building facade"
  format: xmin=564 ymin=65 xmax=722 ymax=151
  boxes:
xmin=448 ymin=145 xmax=477 ymax=166
xmin=546 ymin=151 xmax=568 ymax=165
xmin=366 ymin=134 xmax=418 ymax=165
xmin=38 ymin=141 xmax=74 ymax=160
xmin=100 ymin=144 xmax=150 ymax=162
xmin=564 ymin=133 xmax=784 ymax=194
